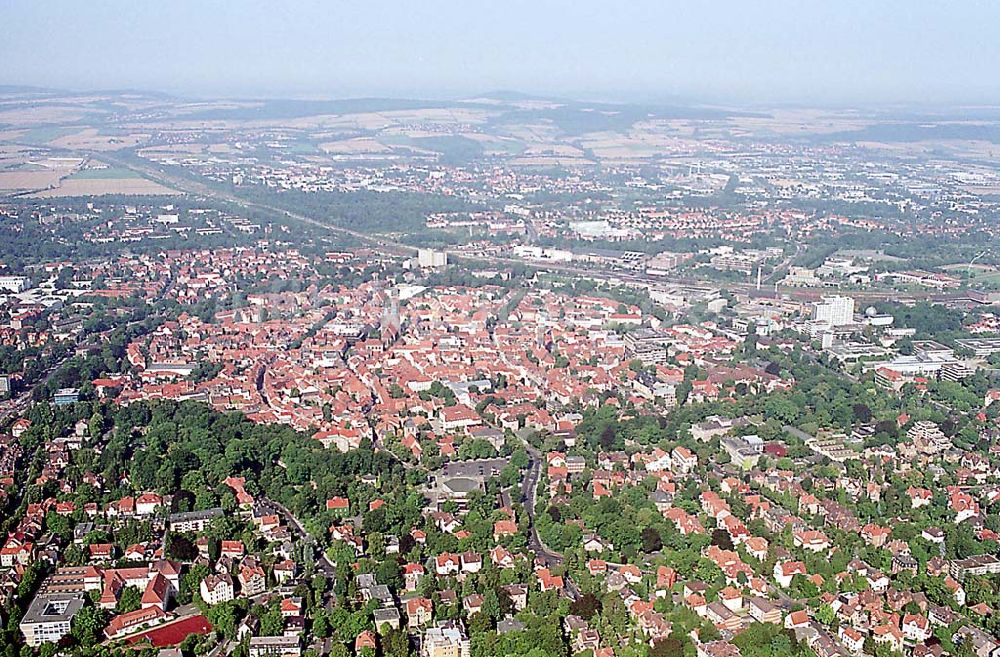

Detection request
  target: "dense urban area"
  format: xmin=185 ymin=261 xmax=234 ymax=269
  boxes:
xmin=2 ymin=88 xmax=1000 ymax=657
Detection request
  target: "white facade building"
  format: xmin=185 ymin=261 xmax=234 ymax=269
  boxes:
xmin=0 ymin=276 xmax=29 ymax=293
xmin=20 ymin=594 xmax=85 ymax=647
xmin=418 ymin=249 xmax=448 ymax=268
xmin=812 ymin=296 xmax=855 ymax=327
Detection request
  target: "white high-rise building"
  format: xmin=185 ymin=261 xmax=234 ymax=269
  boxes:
xmin=418 ymin=249 xmax=448 ymax=268
xmin=812 ymin=296 xmax=855 ymax=327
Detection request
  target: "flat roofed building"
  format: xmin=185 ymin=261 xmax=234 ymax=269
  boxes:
xmin=417 ymin=249 xmax=448 ymax=269
xmin=721 ymin=435 xmax=763 ymax=469
xmin=812 ymin=296 xmax=855 ymax=327
xmin=168 ymin=507 xmax=224 ymax=532
xmin=54 ymin=388 xmax=80 ymax=406
xmin=0 ymin=276 xmax=29 ymax=293
xmin=950 ymin=554 xmax=1000 ymax=581
xmin=248 ymin=635 xmax=301 ymax=657
xmin=20 ymin=593 xmax=85 ymax=647
xmin=956 ymin=337 xmax=1000 ymax=357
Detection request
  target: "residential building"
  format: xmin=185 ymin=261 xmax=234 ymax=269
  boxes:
xmin=249 ymin=635 xmax=301 ymax=657
xmin=423 ymin=624 xmax=471 ymax=657
xmin=200 ymin=574 xmax=235 ymax=605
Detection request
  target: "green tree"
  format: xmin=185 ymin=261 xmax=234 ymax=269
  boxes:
xmin=261 ymin=605 xmax=285 ymax=636
xmin=71 ymin=605 xmax=109 ymax=647
xmin=569 ymin=592 xmax=602 ymax=620
xmin=313 ymin=612 xmax=330 ymax=638
xmin=815 ymin=603 xmax=836 ymax=626
xmin=116 ymin=586 xmax=142 ymax=614
xmin=650 ymin=638 xmax=685 ymax=657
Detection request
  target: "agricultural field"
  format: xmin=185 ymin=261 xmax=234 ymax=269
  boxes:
xmin=0 ymin=153 xmax=82 ymax=193
xmin=25 ymin=166 xmax=177 ymax=197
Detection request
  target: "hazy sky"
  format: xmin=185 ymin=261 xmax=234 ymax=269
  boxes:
xmin=4 ymin=0 xmax=1000 ymax=105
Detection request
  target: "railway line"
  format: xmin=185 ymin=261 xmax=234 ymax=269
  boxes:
xmin=98 ymin=153 xmax=986 ymax=307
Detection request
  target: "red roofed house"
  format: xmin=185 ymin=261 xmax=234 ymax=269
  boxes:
xmin=439 ymin=405 xmax=482 ymax=432
xmin=435 ymin=553 xmax=460 ymax=576
xmin=493 ymin=520 xmax=518 ymax=540
xmin=672 ymin=446 xmax=697 ymax=474
xmin=537 ymin=568 xmax=563 ymax=592
xmin=135 ymin=492 xmax=163 ymax=516
xmin=785 ymin=610 xmax=810 ymax=629
xmin=403 ymin=563 xmax=425 ymax=591
xmin=839 ymin=627 xmax=864 ymax=654
xmin=141 ymin=573 xmax=172 ymax=611
xmin=104 ymin=606 xmax=167 ymax=640
xmin=356 ymin=630 xmax=377 ymax=653
xmin=221 ymin=541 xmax=244 ymax=559
xmin=773 ymin=561 xmax=807 ymax=588
xmin=326 ymin=496 xmax=350 ymax=513
xmin=656 ymin=566 xmax=677 ymax=597
xmin=405 ymin=597 xmax=433 ymax=628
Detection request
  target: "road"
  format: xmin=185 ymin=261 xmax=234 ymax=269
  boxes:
xmin=516 ymin=437 xmax=580 ymax=600
xmin=257 ymin=495 xmax=343 ymax=649
xmin=257 ymin=497 xmax=337 ymax=578
xmin=519 ymin=441 xmax=563 ymax=568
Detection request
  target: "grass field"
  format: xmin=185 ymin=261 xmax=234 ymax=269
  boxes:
xmin=285 ymin=141 xmax=319 ymax=154
xmin=17 ymin=126 xmax=83 ymax=144
xmin=967 ymin=270 xmax=1000 ymax=286
xmin=70 ymin=167 xmax=143 ymax=179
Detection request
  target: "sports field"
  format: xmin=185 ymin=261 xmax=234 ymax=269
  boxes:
xmin=125 ymin=615 xmax=213 ymax=646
